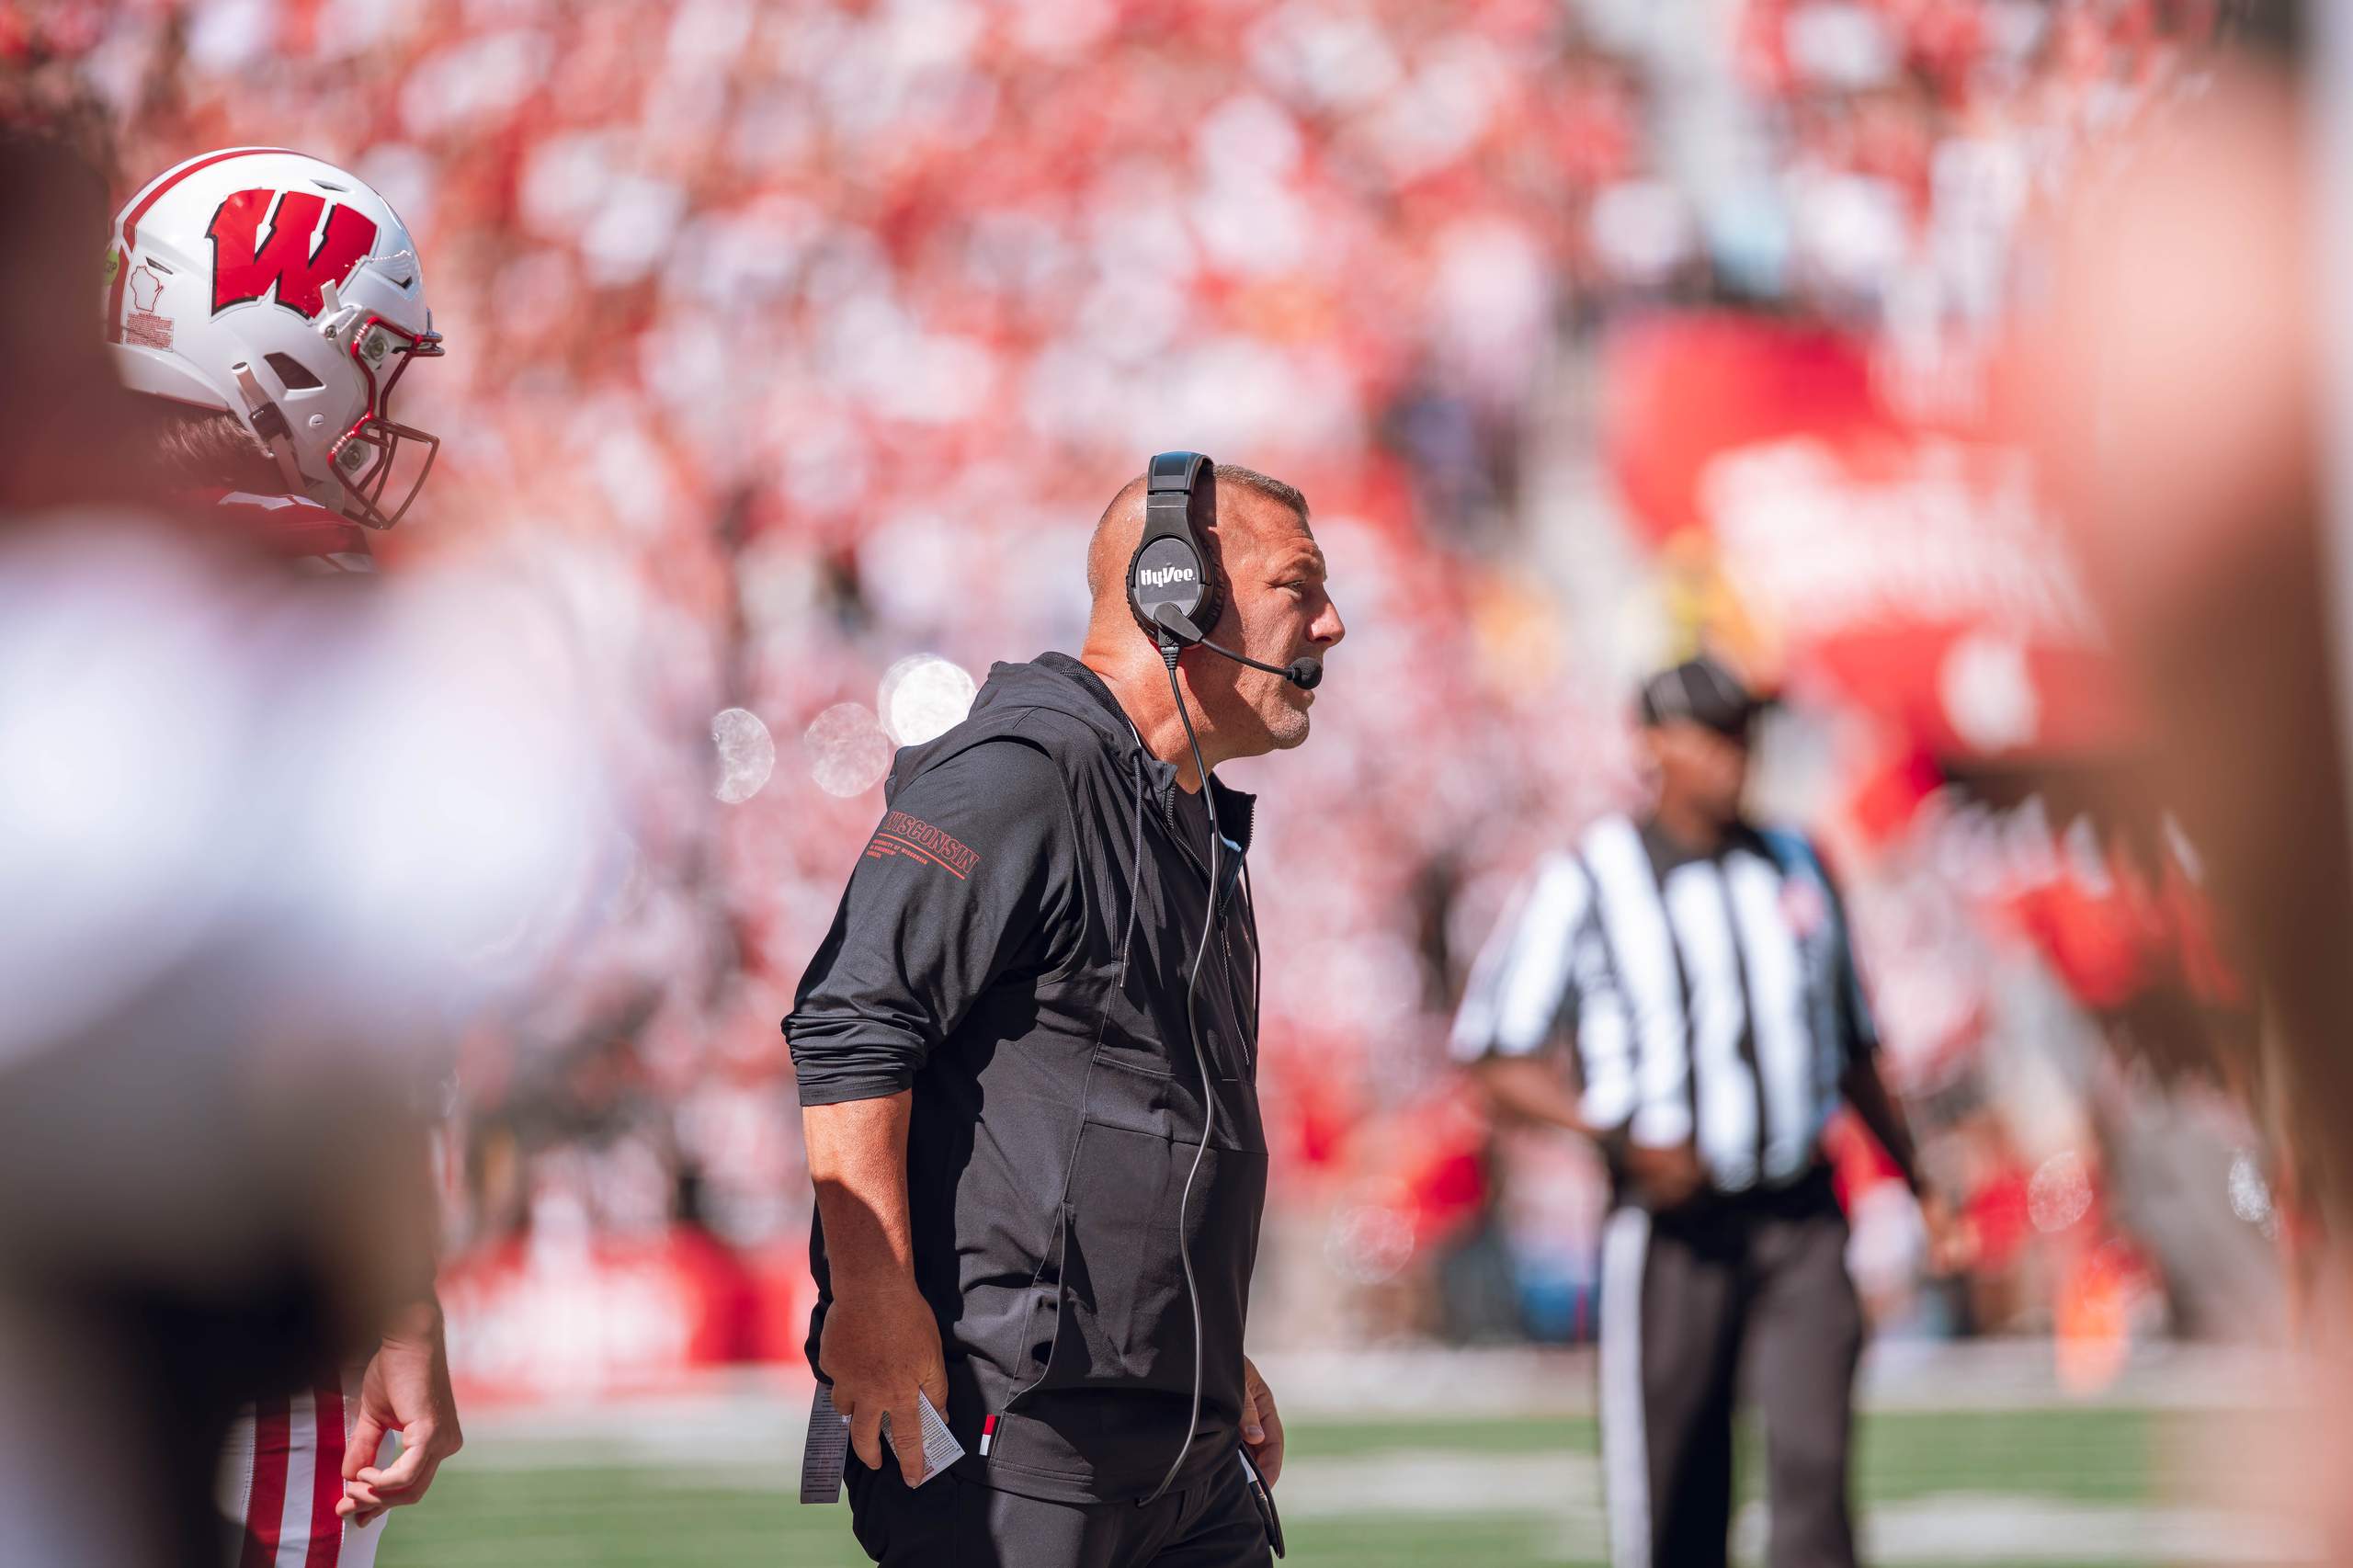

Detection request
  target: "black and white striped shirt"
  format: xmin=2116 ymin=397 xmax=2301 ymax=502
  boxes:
xmin=1450 ymin=814 xmax=1877 ymax=1194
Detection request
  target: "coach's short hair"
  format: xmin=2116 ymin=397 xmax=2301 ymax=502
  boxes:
xmin=1086 ymin=462 xmax=1310 ymax=602
xmin=1212 ymin=462 xmax=1309 ymax=525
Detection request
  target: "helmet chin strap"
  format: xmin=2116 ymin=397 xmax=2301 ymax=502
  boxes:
xmin=230 ymin=359 xmax=313 ymax=498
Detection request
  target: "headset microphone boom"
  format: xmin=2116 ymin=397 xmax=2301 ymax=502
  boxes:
xmin=1151 ymin=603 xmax=1324 ymax=690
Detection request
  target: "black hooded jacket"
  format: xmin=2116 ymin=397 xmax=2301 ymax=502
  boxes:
xmin=787 ymin=652 xmax=1265 ymax=1505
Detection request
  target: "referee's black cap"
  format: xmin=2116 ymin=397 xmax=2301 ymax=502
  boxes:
xmin=1637 ymin=654 xmax=1772 ymax=736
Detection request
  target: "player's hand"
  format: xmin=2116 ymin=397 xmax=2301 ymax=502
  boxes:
xmin=1241 ymin=1355 xmax=1285 ymax=1487
xmin=337 ymin=1295 xmax=463 ymax=1528
xmin=1918 ymin=1188 xmax=1977 ymax=1275
xmin=1625 ymin=1142 xmax=1706 ymax=1210
xmin=821 ymin=1279 xmax=949 ymax=1483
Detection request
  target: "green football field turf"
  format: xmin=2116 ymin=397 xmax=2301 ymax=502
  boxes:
xmin=373 ymin=1406 xmax=2199 ymax=1568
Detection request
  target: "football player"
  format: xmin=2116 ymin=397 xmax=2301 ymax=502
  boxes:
xmin=108 ymin=145 xmax=443 ymax=570
xmin=103 ymin=146 xmax=463 ymax=1565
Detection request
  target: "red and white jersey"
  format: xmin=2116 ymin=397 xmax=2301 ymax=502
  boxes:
xmin=199 ymin=489 xmax=378 ymax=574
xmin=217 ymin=1372 xmax=394 ymax=1568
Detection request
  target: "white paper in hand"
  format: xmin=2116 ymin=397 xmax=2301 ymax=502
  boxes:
xmin=800 ymin=1383 xmax=966 ymax=1504
xmin=800 ymin=1383 xmax=851 ymax=1504
xmin=880 ymin=1389 xmax=966 ymax=1487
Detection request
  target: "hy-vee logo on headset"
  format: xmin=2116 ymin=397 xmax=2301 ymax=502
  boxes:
xmin=1138 ymin=564 xmax=1197 ymax=589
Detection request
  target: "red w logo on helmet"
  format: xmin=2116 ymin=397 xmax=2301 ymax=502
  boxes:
xmin=207 ymin=188 xmax=380 ymax=319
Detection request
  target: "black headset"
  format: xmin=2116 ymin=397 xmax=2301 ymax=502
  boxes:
xmin=1125 ymin=451 xmax=1323 ymax=688
xmin=1127 ymin=451 xmax=1224 ymax=649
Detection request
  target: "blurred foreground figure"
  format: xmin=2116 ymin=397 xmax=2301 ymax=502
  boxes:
xmin=2022 ymin=8 xmax=2353 ymax=1560
xmin=1454 ymin=657 xmax=1961 ymax=1568
xmin=103 ymin=145 xmax=463 ymax=1565
xmin=0 ymin=133 xmax=596 ymax=1568
xmin=2025 ymin=4 xmax=2339 ymax=1231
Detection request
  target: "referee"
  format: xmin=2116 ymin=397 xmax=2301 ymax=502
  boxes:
xmin=1450 ymin=655 xmax=1961 ymax=1568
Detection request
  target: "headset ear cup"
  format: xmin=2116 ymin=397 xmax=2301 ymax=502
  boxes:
xmin=1131 ymin=450 xmax=1222 ymax=642
xmin=1128 ymin=534 xmax=1166 ymax=638
xmin=1193 ymin=562 xmax=1223 ymax=641
xmin=1128 ymin=532 xmax=1222 ymax=641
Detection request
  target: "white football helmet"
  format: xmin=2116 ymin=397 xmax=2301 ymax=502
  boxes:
xmin=105 ymin=148 xmax=444 ymax=528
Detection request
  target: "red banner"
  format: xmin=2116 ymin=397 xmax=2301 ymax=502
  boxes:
xmin=1602 ymin=312 xmax=2138 ymax=761
xmin=439 ymin=1228 xmax=810 ymax=1405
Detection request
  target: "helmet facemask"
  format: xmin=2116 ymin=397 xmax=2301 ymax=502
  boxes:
xmin=328 ymin=312 xmax=443 ymax=530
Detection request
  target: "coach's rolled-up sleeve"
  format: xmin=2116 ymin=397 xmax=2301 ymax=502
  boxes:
xmin=787 ymin=736 xmax=1077 ymax=1106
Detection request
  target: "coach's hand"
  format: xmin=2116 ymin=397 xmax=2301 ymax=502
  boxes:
xmin=1626 ymin=1142 xmax=1706 ymax=1211
xmin=338 ymin=1295 xmax=463 ymax=1528
xmin=823 ymin=1280 xmax=950 ymax=1483
xmin=1241 ymin=1355 xmax=1285 ymax=1486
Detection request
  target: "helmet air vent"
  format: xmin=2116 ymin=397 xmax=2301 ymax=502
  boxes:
xmin=265 ymin=352 xmax=323 ymax=390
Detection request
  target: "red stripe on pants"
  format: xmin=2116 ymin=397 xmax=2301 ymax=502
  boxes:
xmin=238 ymin=1395 xmax=292 ymax=1568
xmin=306 ymin=1382 xmax=347 ymax=1567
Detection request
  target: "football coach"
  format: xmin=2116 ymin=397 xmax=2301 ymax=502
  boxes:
xmin=787 ymin=456 xmax=1344 ymax=1568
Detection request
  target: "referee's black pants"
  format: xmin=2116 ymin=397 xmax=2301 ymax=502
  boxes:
xmin=1597 ymin=1168 xmax=1863 ymax=1568
xmin=845 ymin=1450 xmax=1271 ymax=1568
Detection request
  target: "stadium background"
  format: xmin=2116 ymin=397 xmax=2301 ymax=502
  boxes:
xmin=5 ymin=2 xmax=2311 ymax=1563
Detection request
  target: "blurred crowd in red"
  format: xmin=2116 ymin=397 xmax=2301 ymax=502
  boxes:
xmin=4 ymin=0 xmax=2263 ymax=1392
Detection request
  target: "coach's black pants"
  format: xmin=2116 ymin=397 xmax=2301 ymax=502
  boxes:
xmin=1597 ymin=1171 xmax=1863 ymax=1568
xmin=845 ymin=1451 xmax=1272 ymax=1568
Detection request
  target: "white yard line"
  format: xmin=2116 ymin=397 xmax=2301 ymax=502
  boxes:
xmin=437 ymin=1352 xmax=2316 ymax=1566
xmin=1268 ymin=1452 xmax=2311 ymax=1564
xmin=461 ymin=1428 xmax=2313 ymax=1565
xmin=1845 ymin=1496 xmax=2320 ymax=1566
xmin=447 ymin=1341 xmax=2305 ymax=1446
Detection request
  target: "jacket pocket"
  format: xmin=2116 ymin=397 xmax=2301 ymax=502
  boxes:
xmin=1089 ymin=1039 xmax=1179 ymax=1079
xmin=1089 ymin=1005 xmax=1245 ymax=1084
xmin=1030 ymin=1117 xmax=1267 ymax=1395
xmin=1011 ymin=1204 xmax=1072 ymax=1393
